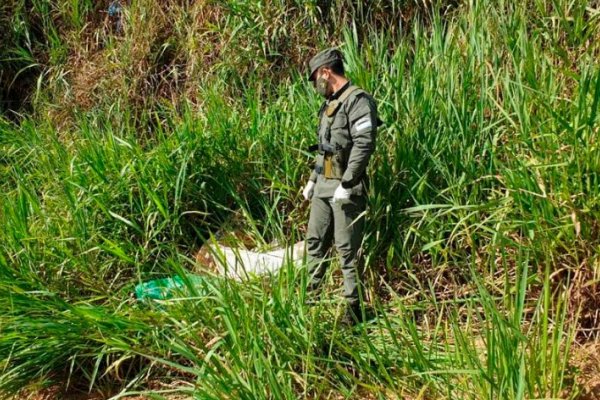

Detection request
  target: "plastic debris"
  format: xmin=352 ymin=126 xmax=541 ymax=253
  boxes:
xmin=207 ymin=241 xmax=306 ymax=281
xmin=108 ymin=1 xmax=123 ymax=33
xmin=134 ymin=274 xmax=211 ymax=301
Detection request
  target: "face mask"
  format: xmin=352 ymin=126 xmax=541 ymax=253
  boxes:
xmin=316 ymin=75 xmax=329 ymax=97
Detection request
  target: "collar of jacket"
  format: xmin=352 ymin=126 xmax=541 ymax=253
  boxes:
xmin=327 ymin=80 xmax=351 ymax=102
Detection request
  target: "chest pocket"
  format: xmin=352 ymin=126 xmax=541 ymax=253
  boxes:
xmin=326 ymin=110 xmax=352 ymax=178
xmin=318 ymin=116 xmax=329 ymax=142
xmin=330 ymin=112 xmax=350 ymax=149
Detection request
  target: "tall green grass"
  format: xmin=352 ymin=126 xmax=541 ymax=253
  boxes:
xmin=1 ymin=0 xmax=599 ymax=398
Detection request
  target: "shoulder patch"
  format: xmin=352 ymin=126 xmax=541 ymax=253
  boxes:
xmin=354 ymin=115 xmax=372 ymax=132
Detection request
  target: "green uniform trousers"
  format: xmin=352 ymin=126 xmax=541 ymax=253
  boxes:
xmin=306 ymin=194 xmax=366 ymax=306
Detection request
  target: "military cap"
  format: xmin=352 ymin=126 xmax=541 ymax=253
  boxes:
xmin=308 ymin=48 xmax=344 ymax=81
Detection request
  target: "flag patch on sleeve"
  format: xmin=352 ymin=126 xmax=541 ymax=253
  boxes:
xmin=354 ymin=116 xmax=372 ymax=132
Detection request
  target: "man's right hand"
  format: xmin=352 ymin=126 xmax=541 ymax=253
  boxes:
xmin=302 ymin=181 xmax=316 ymax=201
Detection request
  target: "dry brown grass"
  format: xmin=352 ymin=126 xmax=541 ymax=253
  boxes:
xmin=7 ymin=0 xmax=437 ymax=128
xmin=570 ymin=340 xmax=600 ymax=400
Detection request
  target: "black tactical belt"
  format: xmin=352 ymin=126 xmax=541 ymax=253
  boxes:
xmin=308 ymin=143 xmax=340 ymax=153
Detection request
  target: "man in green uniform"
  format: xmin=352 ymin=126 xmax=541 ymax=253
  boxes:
xmin=302 ymin=48 xmax=378 ymax=325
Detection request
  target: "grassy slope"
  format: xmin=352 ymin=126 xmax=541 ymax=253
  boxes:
xmin=1 ymin=0 xmax=600 ymax=398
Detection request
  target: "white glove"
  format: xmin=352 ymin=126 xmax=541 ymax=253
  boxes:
xmin=332 ymin=184 xmax=352 ymax=205
xmin=302 ymin=180 xmax=316 ymax=201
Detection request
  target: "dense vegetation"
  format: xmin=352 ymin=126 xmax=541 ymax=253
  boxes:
xmin=1 ymin=0 xmax=599 ymax=398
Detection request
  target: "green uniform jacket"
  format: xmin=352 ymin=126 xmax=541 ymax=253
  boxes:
xmin=310 ymin=82 xmax=378 ymax=198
